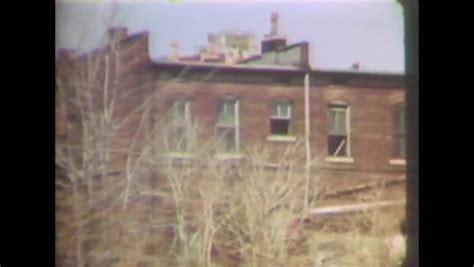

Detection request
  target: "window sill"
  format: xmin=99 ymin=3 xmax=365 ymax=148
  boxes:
xmin=215 ymin=153 xmax=243 ymax=160
xmin=389 ymin=158 xmax=406 ymax=165
xmin=325 ymin=156 xmax=354 ymax=163
xmin=165 ymin=152 xmax=193 ymax=159
xmin=267 ymin=135 xmax=296 ymax=142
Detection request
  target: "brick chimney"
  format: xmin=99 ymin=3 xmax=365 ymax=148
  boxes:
xmin=208 ymin=33 xmax=217 ymax=54
xmin=262 ymin=12 xmax=287 ymax=53
xmin=351 ymin=62 xmax=360 ymax=70
xmin=270 ymin=12 xmax=279 ymax=36
xmin=171 ymin=41 xmax=180 ymax=61
xmin=109 ymin=27 xmax=128 ymax=43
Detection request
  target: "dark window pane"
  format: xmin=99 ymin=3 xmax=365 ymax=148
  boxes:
xmin=399 ymin=107 xmax=405 ymax=134
xmin=393 ymin=135 xmax=406 ymax=158
xmin=400 ymin=136 xmax=406 ymax=157
xmin=328 ymin=135 xmax=347 ymax=156
xmin=394 ymin=105 xmax=405 ymax=134
xmin=393 ymin=104 xmax=406 ymax=158
xmin=271 ymin=118 xmax=290 ymax=135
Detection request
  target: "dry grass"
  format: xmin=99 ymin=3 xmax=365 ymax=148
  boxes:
xmin=56 ymin=37 xmax=406 ymax=266
xmin=289 ymin=207 xmax=406 ymax=267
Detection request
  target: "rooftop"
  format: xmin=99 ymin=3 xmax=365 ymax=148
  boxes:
xmin=152 ymin=59 xmax=405 ymax=77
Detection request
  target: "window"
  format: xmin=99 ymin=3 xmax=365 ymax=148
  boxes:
xmin=270 ymin=99 xmax=292 ymax=135
xmin=169 ymin=99 xmax=190 ymax=152
xmin=328 ymin=102 xmax=350 ymax=157
xmin=393 ymin=104 xmax=406 ymax=158
xmin=216 ymin=97 xmax=239 ymax=154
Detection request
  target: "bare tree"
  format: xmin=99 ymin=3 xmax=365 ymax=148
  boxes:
xmin=57 ymin=7 xmax=323 ymax=267
xmin=56 ymin=17 xmax=161 ymax=265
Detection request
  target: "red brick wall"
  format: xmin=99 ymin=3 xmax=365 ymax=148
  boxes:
xmin=57 ymin=29 xmax=406 ymax=188
xmin=155 ymin=79 xmax=404 ymax=167
xmin=56 ymin=32 xmax=407 ymax=266
xmin=314 ymin=87 xmax=405 ymax=166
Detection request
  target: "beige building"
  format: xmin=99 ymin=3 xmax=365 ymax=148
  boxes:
xmin=170 ymin=31 xmax=259 ymax=64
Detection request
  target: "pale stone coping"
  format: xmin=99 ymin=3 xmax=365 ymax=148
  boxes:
xmin=215 ymin=153 xmax=243 ymax=160
xmin=389 ymin=158 xmax=406 ymax=165
xmin=266 ymin=135 xmax=297 ymax=142
xmin=324 ymin=156 xmax=355 ymax=163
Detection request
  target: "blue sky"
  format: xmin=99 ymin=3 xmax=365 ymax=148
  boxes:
xmin=56 ymin=0 xmax=404 ymax=72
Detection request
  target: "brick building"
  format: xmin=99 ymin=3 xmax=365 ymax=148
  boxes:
xmin=57 ymin=20 xmax=406 ymax=197
xmin=56 ymin=16 xmax=406 ymax=267
xmin=153 ymin=61 xmax=406 ymax=198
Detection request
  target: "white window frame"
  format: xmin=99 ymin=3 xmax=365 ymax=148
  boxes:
xmin=216 ymin=97 xmax=240 ymax=155
xmin=326 ymin=102 xmax=352 ymax=162
xmin=167 ymin=99 xmax=191 ymax=154
xmin=268 ymin=99 xmax=294 ymax=141
xmin=270 ymin=100 xmax=292 ymax=120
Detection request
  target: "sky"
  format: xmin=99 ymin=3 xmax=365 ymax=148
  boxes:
xmin=56 ymin=0 xmax=405 ymax=73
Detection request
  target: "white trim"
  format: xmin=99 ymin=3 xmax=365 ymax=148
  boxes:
xmin=215 ymin=153 xmax=243 ymax=160
xmin=389 ymin=158 xmax=406 ymax=165
xmin=328 ymin=104 xmax=351 ymax=157
xmin=171 ymin=99 xmax=191 ymax=125
xmin=267 ymin=135 xmax=296 ymax=142
xmin=304 ymin=73 xmax=311 ymax=214
xmin=216 ymin=98 xmax=240 ymax=154
xmin=168 ymin=99 xmax=192 ymax=153
xmin=325 ymin=156 xmax=354 ymax=163
xmin=346 ymin=106 xmax=351 ymax=157
xmin=271 ymin=100 xmax=292 ymax=119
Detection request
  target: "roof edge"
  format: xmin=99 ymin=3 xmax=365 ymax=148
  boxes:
xmin=152 ymin=60 xmax=405 ymax=77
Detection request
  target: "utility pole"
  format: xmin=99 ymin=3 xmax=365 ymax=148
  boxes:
xmin=303 ymin=72 xmax=311 ymax=216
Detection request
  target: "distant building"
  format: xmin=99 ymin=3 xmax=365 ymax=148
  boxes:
xmin=169 ymin=12 xmax=311 ymax=66
xmin=57 ymin=25 xmax=406 ymax=197
xmin=169 ymin=31 xmax=259 ymax=64
xmin=238 ymin=12 xmax=310 ymax=68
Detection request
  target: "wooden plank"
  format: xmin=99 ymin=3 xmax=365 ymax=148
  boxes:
xmin=309 ymin=200 xmax=405 ymax=216
xmin=322 ymin=177 xmax=406 ymax=199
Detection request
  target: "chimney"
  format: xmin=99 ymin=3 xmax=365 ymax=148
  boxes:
xmin=171 ymin=41 xmax=180 ymax=61
xmin=261 ymin=12 xmax=287 ymax=53
xmin=270 ymin=12 xmax=279 ymax=36
xmin=208 ymin=33 xmax=217 ymax=53
xmin=351 ymin=62 xmax=360 ymax=70
xmin=109 ymin=27 xmax=128 ymax=43
xmin=299 ymin=42 xmax=310 ymax=68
